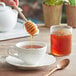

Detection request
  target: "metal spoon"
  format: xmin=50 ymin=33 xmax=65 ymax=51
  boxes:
xmin=45 ymin=59 xmax=70 ymax=76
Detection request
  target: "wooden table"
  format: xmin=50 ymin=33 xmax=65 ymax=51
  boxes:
xmin=0 ymin=26 xmax=76 ymax=76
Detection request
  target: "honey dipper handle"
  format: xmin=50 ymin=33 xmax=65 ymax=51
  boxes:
xmin=14 ymin=5 xmax=27 ymax=22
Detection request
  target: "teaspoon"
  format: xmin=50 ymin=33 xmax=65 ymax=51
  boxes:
xmin=45 ymin=59 xmax=70 ymax=76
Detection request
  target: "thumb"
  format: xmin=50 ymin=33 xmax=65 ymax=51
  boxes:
xmin=3 ymin=0 xmax=16 ymax=6
xmin=9 ymin=1 xmax=16 ymax=6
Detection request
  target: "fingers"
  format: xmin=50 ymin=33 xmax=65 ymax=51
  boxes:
xmin=6 ymin=0 xmax=15 ymax=6
xmin=14 ymin=0 xmax=19 ymax=6
xmin=9 ymin=1 xmax=16 ymax=6
xmin=0 ymin=0 xmax=16 ymax=6
xmin=0 ymin=0 xmax=10 ymax=5
xmin=0 ymin=0 xmax=5 ymax=2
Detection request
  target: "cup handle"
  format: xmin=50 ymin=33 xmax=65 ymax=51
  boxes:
xmin=8 ymin=46 xmax=19 ymax=58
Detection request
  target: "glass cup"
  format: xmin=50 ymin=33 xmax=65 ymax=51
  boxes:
xmin=50 ymin=25 xmax=72 ymax=56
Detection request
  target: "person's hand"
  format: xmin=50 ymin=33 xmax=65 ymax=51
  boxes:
xmin=0 ymin=0 xmax=19 ymax=6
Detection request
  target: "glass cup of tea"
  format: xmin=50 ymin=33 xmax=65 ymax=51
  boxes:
xmin=50 ymin=25 xmax=72 ymax=56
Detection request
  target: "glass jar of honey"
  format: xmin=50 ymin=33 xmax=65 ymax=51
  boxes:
xmin=50 ymin=25 xmax=72 ymax=56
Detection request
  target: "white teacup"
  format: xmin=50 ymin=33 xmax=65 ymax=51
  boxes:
xmin=8 ymin=41 xmax=47 ymax=65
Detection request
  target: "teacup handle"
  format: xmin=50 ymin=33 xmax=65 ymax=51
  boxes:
xmin=8 ymin=46 xmax=19 ymax=58
xmin=0 ymin=2 xmax=5 ymax=8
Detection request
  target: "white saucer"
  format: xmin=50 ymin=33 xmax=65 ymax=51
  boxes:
xmin=6 ymin=54 xmax=56 ymax=69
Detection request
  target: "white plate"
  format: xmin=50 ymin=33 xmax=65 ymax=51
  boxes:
xmin=6 ymin=54 xmax=56 ymax=69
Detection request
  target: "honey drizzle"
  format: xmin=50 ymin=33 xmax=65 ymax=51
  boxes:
xmin=30 ymin=35 xmax=33 ymax=48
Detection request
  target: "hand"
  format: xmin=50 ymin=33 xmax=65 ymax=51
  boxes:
xmin=0 ymin=0 xmax=19 ymax=6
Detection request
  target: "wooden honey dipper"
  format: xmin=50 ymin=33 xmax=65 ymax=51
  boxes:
xmin=24 ymin=20 xmax=39 ymax=36
xmin=12 ymin=1 xmax=39 ymax=36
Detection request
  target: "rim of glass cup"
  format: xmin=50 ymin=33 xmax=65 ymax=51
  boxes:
xmin=50 ymin=25 xmax=72 ymax=34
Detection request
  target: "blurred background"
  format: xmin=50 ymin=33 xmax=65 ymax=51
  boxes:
xmin=19 ymin=0 xmax=66 ymax=24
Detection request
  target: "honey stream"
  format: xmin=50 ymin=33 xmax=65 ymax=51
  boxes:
xmin=30 ymin=35 xmax=33 ymax=48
